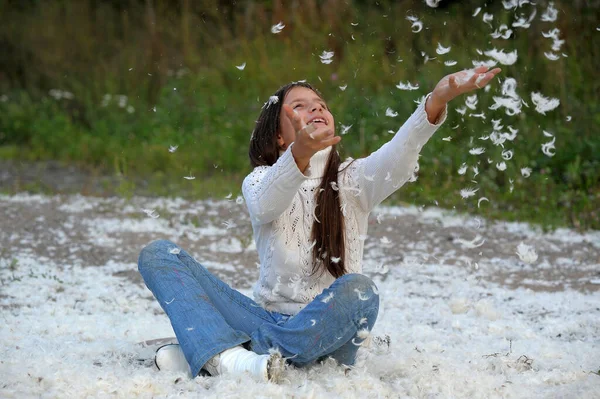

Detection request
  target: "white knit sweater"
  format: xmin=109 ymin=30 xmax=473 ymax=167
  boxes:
xmin=242 ymin=95 xmax=447 ymax=315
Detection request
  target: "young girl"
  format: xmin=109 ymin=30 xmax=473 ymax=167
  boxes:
xmin=138 ymin=66 xmax=501 ymax=382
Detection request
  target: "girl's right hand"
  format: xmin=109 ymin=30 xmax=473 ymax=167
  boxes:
xmin=282 ymin=104 xmax=341 ymax=162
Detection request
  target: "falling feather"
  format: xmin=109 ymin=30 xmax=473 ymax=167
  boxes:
xmin=472 ymin=59 xmax=498 ymax=69
xmin=542 ymin=28 xmax=564 ymax=52
xmin=271 ymin=22 xmax=285 ymax=34
xmin=484 ymin=48 xmax=518 ymax=65
xmin=531 ymin=92 xmax=560 ymax=114
xmin=406 ymin=15 xmax=423 ymax=33
xmin=521 ymin=167 xmax=532 ymax=178
xmin=512 ymin=9 xmax=537 ymax=29
xmin=396 ymin=81 xmax=420 ymax=90
xmin=263 ymin=95 xmax=279 ymax=108
xmin=319 ymin=50 xmax=334 ymax=64
xmin=436 ymin=43 xmax=451 ymax=55
xmin=235 ymin=62 xmax=246 ymax=70
xmin=542 ymin=136 xmax=556 ymax=157
xmin=490 ymin=96 xmax=523 ymax=116
xmin=502 ymin=149 xmax=514 ymax=160
xmin=465 ymin=95 xmax=478 ymax=110
xmin=385 ymin=108 xmax=398 ymax=117
xmin=425 ymin=0 xmax=442 ymax=7
xmin=482 ymin=13 xmax=494 ymax=27
xmin=460 ymin=187 xmax=479 ymax=198
xmin=491 ymin=25 xmax=512 ymax=39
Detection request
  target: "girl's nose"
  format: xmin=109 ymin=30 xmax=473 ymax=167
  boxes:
xmin=310 ymin=103 xmax=322 ymax=113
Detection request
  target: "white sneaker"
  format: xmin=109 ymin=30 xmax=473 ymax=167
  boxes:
xmin=155 ymin=344 xmax=191 ymax=377
xmin=203 ymin=346 xmax=285 ymax=383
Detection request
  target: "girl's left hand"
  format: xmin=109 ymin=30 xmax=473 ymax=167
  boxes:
xmin=431 ymin=65 xmax=502 ymax=105
xmin=426 ymin=65 xmax=501 ymax=123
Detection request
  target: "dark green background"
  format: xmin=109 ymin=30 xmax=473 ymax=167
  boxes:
xmin=0 ymin=0 xmax=598 ymax=229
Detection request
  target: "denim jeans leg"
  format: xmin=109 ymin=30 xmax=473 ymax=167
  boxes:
xmin=320 ymin=302 xmax=378 ymax=367
xmin=138 ymin=239 xmax=276 ymax=377
xmin=249 ymin=273 xmax=379 ymax=367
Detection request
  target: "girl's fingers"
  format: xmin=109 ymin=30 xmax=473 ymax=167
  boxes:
xmin=282 ymin=104 xmax=305 ymax=132
xmin=449 ymin=75 xmax=458 ymax=89
xmin=310 ymin=126 xmax=335 ymax=142
xmin=478 ymin=68 xmax=502 ymax=88
xmin=469 ymin=72 xmax=482 ymax=85
xmin=320 ymin=135 xmax=342 ymax=148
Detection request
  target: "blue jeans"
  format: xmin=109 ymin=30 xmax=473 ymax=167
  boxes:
xmin=138 ymin=239 xmax=379 ymax=377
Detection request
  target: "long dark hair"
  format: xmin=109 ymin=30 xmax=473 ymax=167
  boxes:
xmin=249 ymin=82 xmax=349 ymax=279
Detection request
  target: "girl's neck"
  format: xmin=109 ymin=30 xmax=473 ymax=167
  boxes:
xmin=280 ymin=146 xmax=332 ymax=179
xmin=306 ymin=146 xmax=332 ymax=178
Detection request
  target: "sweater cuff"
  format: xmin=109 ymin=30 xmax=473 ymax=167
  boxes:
xmin=403 ymin=93 xmax=448 ymax=145
xmin=420 ymin=92 xmax=448 ymax=126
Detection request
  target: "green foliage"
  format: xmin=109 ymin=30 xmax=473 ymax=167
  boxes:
xmin=0 ymin=0 xmax=598 ymax=229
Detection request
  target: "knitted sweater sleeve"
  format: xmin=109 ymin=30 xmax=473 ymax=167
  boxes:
xmin=242 ymin=143 xmax=307 ymax=225
xmin=351 ymin=93 xmax=448 ymax=212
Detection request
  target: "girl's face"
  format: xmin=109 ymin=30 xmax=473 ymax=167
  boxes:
xmin=277 ymin=86 xmax=334 ymax=151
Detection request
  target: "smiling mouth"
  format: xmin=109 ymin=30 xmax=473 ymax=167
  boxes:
xmin=307 ymin=117 xmax=327 ymax=125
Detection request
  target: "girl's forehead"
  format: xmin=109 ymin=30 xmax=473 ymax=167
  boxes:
xmin=283 ymin=87 xmax=324 ymax=103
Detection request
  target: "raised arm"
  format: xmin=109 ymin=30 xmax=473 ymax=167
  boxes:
xmin=348 ymin=66 xmax=501 ymax=212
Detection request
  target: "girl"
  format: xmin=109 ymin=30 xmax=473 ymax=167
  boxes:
xmin=138 ymin=66 xmax=501 ymax=382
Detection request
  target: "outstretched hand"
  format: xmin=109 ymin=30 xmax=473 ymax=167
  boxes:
xmin=435 ymin=65 xmax=502 ymax=103
xmin=426 ymin=66 xmax=502 ymax=122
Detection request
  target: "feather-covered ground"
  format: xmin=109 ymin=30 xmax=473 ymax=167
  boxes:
xmin=1 ymin=193 xmax=599 ymax=398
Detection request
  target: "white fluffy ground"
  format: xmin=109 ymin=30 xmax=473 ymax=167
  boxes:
xmin=1 ymin=193 xmax=599 ymax=398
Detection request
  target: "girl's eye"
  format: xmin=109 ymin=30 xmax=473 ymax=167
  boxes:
xmin=293 ymin=104 xmax=303 ymax=109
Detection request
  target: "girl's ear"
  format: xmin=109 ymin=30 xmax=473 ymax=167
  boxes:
xmin=276 ymin=132 xmax=284 ymax=148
